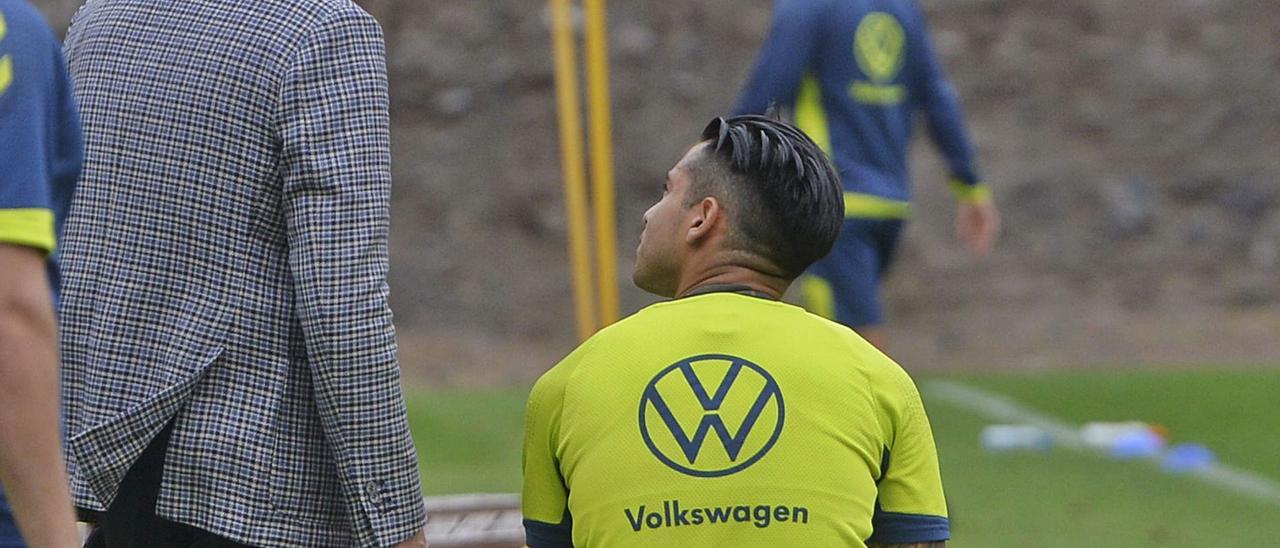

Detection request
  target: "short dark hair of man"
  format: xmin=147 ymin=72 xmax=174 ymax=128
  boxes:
xmin=685 ymin=114 xmax=844 ymax=279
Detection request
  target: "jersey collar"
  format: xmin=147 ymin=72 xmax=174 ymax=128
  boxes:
xmin=681 ymin=283 xmax=778 ymax=301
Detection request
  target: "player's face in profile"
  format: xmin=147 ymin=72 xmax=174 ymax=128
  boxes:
xmin=633 ymin=143 xmax=703 ymax=297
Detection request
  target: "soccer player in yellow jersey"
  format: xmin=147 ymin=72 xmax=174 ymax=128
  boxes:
xmin=522 ymin=114 xmax=949 ymax=547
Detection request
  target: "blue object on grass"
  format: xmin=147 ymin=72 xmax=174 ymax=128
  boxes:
xmin=1162 ymin=443 xmax=1216 ymax=473
xmin=1109 ymin=429 xmax=1165 ymax=459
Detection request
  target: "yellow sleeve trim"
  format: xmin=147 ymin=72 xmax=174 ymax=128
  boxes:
xmin=0 ymin=10 xmax=9 ymax=97
xmin=949 ymin=179 xmax=992 ymax=203
xmin=844 ymin=192 xmax=912 ymax=220
xmin=0 ymin=209 xmax=57 ymax=253
xmin=0 ymin=54 xmax=12 ymax=97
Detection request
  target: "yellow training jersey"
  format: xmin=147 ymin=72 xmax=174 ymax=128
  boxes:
xmin=522 ymin=290 xmax=948 ymax=547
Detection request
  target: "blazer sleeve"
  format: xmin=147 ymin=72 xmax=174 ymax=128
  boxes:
xmin=276 ymin=7 xmax=426 ymax=546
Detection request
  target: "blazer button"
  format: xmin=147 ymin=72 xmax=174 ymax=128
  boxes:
xmin=366 ymin=480 xmax=383 ymax=504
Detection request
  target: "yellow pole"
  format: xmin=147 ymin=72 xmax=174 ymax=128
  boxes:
xmin=550 ymin=0 xmax=597 ymax=341
xmin=583 ymin=0 xmax=620 ymax=327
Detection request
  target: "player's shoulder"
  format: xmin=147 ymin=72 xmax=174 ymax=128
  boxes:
xmin=1 ymin=0 xmax=63 ymax=99
xmin=803 ymin=319 xmax=925 ymax=433
xmin=0 ymin=0 xmax=58 ymax=47
xmin=1 ymin=0 xmax=48 ymax=28
xmin=529 ymin=297 xmax=716 ymax=385
xmin=529 ymin=318 xmax=621 ymax=403
xmin=851 ymin=0 xmax=925 ymax=23
xmin=576 ymin=297 xmax=694 ymax=344
xmin=800 ymin=308 xmax=918 ymax=382
xmin=882 ymin=0 xmax=929 ymax=28
xmin=794 ymin=305 xmax=881 ymax=353
xmin=773 ymin=0 xmax=844 ymax=22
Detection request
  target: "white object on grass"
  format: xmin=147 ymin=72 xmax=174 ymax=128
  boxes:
xmin=925 ymin=380 xmax=1280 ymax=507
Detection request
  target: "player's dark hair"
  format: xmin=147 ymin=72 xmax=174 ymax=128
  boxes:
xmin=686 ymin=114 xmax=844 ymax=279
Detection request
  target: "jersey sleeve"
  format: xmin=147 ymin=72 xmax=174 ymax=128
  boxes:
xmin=0 ymin=6 xmax=56 ymax=253
xmin=731 ymin=0 xmax=826 ymax=115
xmin=522 ymin=360 xmax=574 ymax=548
xmin=906 ymin=3 xmax=988 ymax=202
xmin=868 ymin=368 xmax=949 ymax=544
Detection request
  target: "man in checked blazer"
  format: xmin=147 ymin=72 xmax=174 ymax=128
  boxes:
xmin=59 ymin=0 xmax=428 ymax=546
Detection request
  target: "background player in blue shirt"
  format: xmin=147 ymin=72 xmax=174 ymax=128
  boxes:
xmin=734 ymin=0 xmax=1000 ymax=350
xmin=0 ymin=0 xmax=82 ymax=545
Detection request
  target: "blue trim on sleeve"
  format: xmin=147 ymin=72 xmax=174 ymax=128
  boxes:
xmin=0 ymin=485 xmax=20 ymax=547
xmin=868 ymin=510 xmax=950 ymax=544
xmin=524 ymin=509 xmax=574 ymax=548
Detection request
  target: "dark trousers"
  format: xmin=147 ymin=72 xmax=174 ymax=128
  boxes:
xmin=82 ymin=423 xmax=251 ymax=548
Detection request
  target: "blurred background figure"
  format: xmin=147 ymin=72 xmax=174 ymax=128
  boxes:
xmin=58 ymin=0 xmax=426 ymax=546
xmin=0 ymin=0 xmax=82 ymax=546
xmin=733 ymin=0 xmax=999 ymax=351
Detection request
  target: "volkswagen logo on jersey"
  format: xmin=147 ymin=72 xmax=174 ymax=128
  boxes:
xmin=638 ymin=354 xmax=785 ymax=477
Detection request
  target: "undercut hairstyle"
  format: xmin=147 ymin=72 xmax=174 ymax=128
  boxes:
xmin=684 ymin=114 xmax=844 ymax=279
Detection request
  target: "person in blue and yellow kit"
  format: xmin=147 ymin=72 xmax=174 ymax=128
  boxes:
xmin=0 ymin=0 xmax=83 ymax=545
xmin=735 ymin=0 xmax=1000 ymax=350
xmin=522 ymin=115 xmax=949 ymax=547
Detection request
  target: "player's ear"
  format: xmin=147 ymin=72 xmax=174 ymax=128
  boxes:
xmin=686 ymin=196 xmax=721 ymax=244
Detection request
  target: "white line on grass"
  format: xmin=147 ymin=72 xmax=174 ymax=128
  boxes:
xmin=923 ymin=380 xmax=1280 ymax=507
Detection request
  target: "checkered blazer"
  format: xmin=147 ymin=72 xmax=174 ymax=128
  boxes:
xmin=59 ymin=1 xmax=425 ymax=545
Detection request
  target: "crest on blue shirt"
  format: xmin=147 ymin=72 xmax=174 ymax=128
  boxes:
xmin=639 ymin=354 xmax=785 ymax=478
xmin=854 ymin=12 xmax=906 ymax=84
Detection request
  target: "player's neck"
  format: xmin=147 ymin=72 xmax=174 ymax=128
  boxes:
xmin=674 ymin=258 xmax=789 ymax=300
